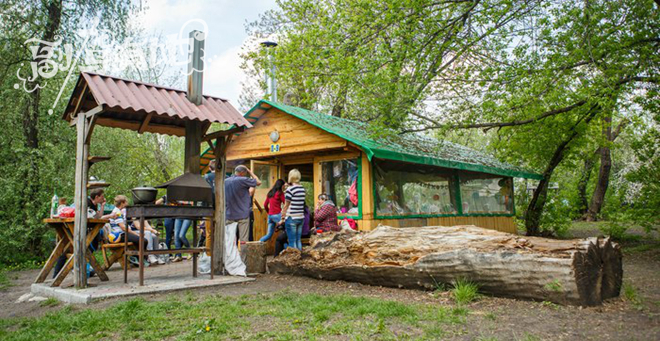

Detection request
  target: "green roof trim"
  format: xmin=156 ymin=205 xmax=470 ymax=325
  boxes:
xmin=204 ymin=99 xmax=543 ymax=180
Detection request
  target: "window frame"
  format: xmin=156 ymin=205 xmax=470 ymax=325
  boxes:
xmin=315 ymin=154 xmax=363 ymax=220
xmin=371 ymin=159 xmax=516 ymax=219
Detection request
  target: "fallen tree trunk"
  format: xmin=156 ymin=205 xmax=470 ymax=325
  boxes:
xmin=269 ymin=225 xmax=622 ymax=306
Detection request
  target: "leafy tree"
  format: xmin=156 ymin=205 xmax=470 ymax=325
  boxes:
xmin=242 ymin=0 xmax=660 ymax=236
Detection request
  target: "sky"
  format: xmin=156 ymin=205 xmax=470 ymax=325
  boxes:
xmin=135 ymin=0 xmax=276 ymax=108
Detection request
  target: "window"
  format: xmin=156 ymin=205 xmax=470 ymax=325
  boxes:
xmin=373 ymin=159 xmax=458 ymax=217
xmin=459 ymin=174 xmax=513 ymax=214
xmin=319 ymin=159 xmax=360 ymax=216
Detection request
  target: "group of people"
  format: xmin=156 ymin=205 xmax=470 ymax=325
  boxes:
xmin=53 ymin=161 xmax=348 ymax=278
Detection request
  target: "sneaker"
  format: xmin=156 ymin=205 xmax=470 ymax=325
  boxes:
xmin=148 ymin=255 xmax=159 ymax=264
xmin=157 ymin=258 xmax=165 ymax=265
xmin=128 ymin=256 xmax=140 ymax=267
xmin=172 ymin=255 xmax=182 ymax=263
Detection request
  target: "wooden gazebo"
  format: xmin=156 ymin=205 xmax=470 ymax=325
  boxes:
xmin=61 ymin=33 xmax=251 ymax=288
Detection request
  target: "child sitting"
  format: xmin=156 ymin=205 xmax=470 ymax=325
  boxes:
xmin=108 ymin=195 xmax=154 ymax=264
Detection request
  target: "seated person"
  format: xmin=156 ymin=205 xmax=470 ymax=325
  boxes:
xmin=107 ymin=195 xmax=154 ymax=264
xmin=131 ymin=218 xmax=165 ymax=265
xmin=275 ymin=205 xmax=312 ymax=256
xmin=314 ymin=194 xmax=340 ymax=232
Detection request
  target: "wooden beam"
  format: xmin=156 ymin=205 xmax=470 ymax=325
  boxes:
xmin=212 ymin=136 xmax=229 ymax=275
xmin=70 ymin=83 xmax=88 ymax=122
xmin=95 ymin=117 xmax=185 ymax=136
xmin=202 ymin=126 xmax=246 ymax=142
xmin=184 ymin=121 xmax=202 ymax=174
xmin=73 ymin=113 xmax=90 ymax=289
xmin=70 ymin=105 xmax=103 ymax=127
xmin=138 ymin=112 xmax=154 ymax=134
xmin=85 ymin=114 xmax=98 ymax=145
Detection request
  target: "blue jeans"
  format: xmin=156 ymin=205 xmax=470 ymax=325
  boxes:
xmin=174 ymin=219 xmax=191 ymax=257
xmin=260 ymin=214 xmax=281 ymax=242
xmin=284 ymin=217 xmax=303 ymax=250
xmin=164 ymin=218 xmax=174 ymax=249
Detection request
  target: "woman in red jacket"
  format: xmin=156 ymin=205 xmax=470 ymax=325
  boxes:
xmin=314 ymin=194 xmax=340 ymax=232
xmin=260 ymin=179 xmax=286 ymax=242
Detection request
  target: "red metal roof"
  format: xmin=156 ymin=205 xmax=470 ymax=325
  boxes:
xmin=64 ymin=72 xmax=251 ymax=129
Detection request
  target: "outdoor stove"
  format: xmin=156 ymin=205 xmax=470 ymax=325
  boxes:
xmin=124 ymin=172 xmax=216 ymax=286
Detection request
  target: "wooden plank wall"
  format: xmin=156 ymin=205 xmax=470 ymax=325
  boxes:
xmin=227 ymin=108 xmax=348 ymax=161
xmin=252 ymin=208 xmax=275 ymax=254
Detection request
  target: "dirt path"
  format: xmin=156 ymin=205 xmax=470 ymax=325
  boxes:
xmin=2 ymin=230 xmax=659 ymax=340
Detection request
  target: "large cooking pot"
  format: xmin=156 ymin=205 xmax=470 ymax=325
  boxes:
xmin=131 ymin=186 xmax=158 ymax=204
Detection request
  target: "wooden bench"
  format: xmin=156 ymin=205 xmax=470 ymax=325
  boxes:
xmin=101 ymin=242 xmax=133 ymax=270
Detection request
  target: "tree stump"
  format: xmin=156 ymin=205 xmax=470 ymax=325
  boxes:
xmin=240 ymin=241 xmax=267 ymax=274
xmin=268 ymin=225 xmax=622 ymax=306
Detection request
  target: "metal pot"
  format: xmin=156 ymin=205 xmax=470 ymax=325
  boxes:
xmin=131 ymin=186 xmax=157 ymax=204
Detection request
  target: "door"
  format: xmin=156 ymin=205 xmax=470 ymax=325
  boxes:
xmin=250 ymin=160 xmax=280 ymax=206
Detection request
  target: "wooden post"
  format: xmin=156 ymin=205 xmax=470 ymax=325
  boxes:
xmin=212 ymin=136 xmax=228 ymax=275
xmin=73 ymin=112 xmax=90 ymax=288
xmin=184 ymin=121 xmax=202 ymax=174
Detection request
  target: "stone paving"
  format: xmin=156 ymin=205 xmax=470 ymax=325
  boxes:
xmin=31 ymin=259 xmax=254 ymax=304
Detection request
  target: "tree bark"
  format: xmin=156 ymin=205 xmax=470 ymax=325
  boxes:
xmin=586 ymin=113 xmax=617 ymax=221
xmin=576 ymin=156 xmax=596 ymax=216
xmin=524 ymin=106 xmax=600 ymax=236
xmin=270 ymin=225 xmax=622 ymax=306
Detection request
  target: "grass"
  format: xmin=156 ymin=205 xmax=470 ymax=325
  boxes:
xmin=622 ymin=282 xmax=643 ymax=309
xmin=451 ymin=278 xmax=480 ymax=305
xmin=39 ymin=298 xmax=60 ymax=308
xmin=0 ymin=291 xmax=469 ymax=340
xmin=0 ymin=271 xmax=11 ymax=291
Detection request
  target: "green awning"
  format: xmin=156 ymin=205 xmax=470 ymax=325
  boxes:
xmin=203 ymin=99 xmax=543 ymax=180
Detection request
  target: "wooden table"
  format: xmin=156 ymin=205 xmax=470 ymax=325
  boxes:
xmin=36 ymin=218 xmax=110 ymax=287
xmin=125 ymin=205 xmax=214 ymax=286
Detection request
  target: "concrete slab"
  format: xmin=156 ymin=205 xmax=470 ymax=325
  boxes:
xmin=31 ymin=260 xmax=255 ymax=304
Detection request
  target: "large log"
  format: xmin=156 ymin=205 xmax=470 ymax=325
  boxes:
xmin=268 ymin=225 xmax=622 ymax=306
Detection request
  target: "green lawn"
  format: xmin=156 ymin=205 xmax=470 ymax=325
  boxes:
xmin=0 ymin=292 xmax=468 ymax=340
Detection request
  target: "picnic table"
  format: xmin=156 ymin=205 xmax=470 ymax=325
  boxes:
xmin=35 ymin=218 xmax=110 ymax=287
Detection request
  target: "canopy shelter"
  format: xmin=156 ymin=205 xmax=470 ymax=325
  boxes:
xmin=62 ymin=71 xmax=251 ymax=289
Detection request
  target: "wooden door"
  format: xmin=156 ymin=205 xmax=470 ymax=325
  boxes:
xmin=250 ymin=160 xmax=280 ymax=206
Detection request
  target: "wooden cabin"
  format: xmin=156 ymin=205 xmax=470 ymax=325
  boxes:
xmin=201 ymin=100 xmax=542 ymax=238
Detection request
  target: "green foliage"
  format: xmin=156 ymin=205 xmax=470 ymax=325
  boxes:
xmin=0 ymin=271 xmax=11 ymax=291
xmin=243 ymin=0 xmax=660 ymax=236
xmin=537 ymin=196 xmax=572 ymax=237
xmin=0 ymin=292 xmax=469 ymax=340
xmin=451 ymin=278 xmax=481 ymax=305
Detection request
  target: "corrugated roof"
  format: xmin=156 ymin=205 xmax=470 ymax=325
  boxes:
xmin=201 ymin=99 xmax=542 ymax=180
xmin=63 ymin=72 xmax=251 ymax=130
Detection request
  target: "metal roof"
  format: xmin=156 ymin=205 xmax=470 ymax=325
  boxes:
xmin=62 ymin=72 xmax=251 ymax=136
xmin=200 ymin=100 xmax=543 ymax=180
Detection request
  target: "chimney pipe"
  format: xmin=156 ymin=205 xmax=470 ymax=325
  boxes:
xmin=261 ymin=41 xmax=278 ymax=102
xmin=187 ymin=30 xmax=205 ymax=105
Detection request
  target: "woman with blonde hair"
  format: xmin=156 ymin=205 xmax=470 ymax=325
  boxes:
xmin=279 ymin=169 xmax=306 ymax=250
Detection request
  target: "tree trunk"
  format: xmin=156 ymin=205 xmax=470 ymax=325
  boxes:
xmin=270 ymin=226 xmax=622 ymax=306
xmin=576 ymin=156 xmax=596 ymax=216
xmin=524 ymin=106 xmax=600 ymax=236
xmin=586 ymin=114 xmax=613 ymax=221
xmin=22 ymin=0 xmax=63 ymax=255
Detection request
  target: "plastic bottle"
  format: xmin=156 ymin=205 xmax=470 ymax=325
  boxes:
xmin=50 ymin=192 xmax=59 ymax=218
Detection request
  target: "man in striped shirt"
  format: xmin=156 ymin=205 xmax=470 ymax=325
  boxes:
xmin=279 ymin=169 xmax=306 ymax=250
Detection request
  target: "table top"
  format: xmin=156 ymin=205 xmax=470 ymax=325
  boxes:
xmin=43 ymin=218 xmax=109 ymax=224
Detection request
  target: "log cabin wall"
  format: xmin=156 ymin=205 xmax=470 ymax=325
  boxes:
xmin=226 ymin=107 xmax=518 ymax=237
